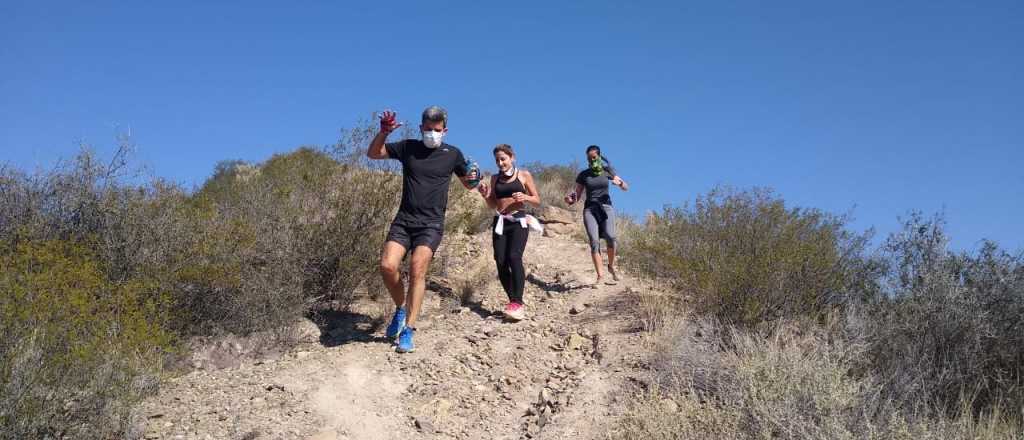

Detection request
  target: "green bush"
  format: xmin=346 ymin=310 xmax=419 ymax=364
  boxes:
xmin=184 ymin=147 xmax=400 ymax=334
xmin=623 ymin=186 xmax=877 ymax=328
xmin=0 ymin=239 xmax=173 ymax=439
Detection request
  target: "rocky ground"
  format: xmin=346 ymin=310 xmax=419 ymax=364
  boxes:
xmin=139 ymin=227 xmax=660 ymax=440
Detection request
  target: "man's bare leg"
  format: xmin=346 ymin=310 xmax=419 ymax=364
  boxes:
xmin=380 ymin=241 xmax=408 ymax=307
xmin=404 ymin=245 xmax=434 ymax=328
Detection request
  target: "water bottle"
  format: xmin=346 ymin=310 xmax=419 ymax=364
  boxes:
xmin=464 ymin=157 xmax=481 ymax=188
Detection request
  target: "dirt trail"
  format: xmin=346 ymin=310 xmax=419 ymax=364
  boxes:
xmin=140 ymin=232 xmax=653 ymax=440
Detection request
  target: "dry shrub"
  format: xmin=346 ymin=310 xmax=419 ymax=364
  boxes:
xmin=521 ymin=160 xmax=581 ymax=212
xmin=865 ymin=213 xmax=1024 ymax=418
xmin=622 ymin=186 xmax=878 ymax=328
xmin=660 ymin=318 xmax=869 ymax=439
xmin=443 ymin=176 xmax=491 ymax=236
xmin=629 ymin=287 xmax=681 ymax=334
xmin=617 ymin=193 xmax=1022 ymax=439
xmin=614 ymin=316 xmax=1023 ymax=440
xmin=613 ymin=388 xmax=736 ymax=440
xmin=186 ymin=147 xmax=401 ymax=335
xmin=0 ymin=139 xmax=404 ymax=436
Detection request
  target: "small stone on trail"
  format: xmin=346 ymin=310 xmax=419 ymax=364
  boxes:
xmin=415 ymin=417 xmax=436 ymax=433
xmin=566 ymin=333 xmax=588 ymax=351
xmin=569 ymin=302 xmax=587 ymax=314
xmin=539 ymin=388 xmax=554 ymax=406
xmin=661 ymin=398 xmax=680 ymax=413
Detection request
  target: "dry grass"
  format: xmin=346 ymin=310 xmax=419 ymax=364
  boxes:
xmin=616 ymin=195 xmax=1024 ymax=440
xmin=614 ymin=313 xmax=1024 ymax=440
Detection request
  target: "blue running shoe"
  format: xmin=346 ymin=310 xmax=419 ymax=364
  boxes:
xmin=396 ymin=327 xmax=415 ymax=353
xmin=385 ymin=307 xmax=406 ymax=339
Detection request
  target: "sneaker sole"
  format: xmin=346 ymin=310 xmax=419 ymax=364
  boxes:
xmin=396 ymin=346 xmax=415 ymax=353
xmin=504 ymin=312 xmax=525 ymax=321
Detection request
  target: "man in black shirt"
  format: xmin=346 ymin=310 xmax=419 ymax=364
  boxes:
xmin=367 ymin=106 xmax=481 ymax=353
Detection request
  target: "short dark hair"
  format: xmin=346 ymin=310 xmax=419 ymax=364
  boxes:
xmin=586 ymin=145 xmax=601 ymax=155
xmin=421 ymin=106 xmax=447 ymax=128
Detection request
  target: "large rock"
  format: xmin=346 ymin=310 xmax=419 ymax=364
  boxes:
xmin=537 ymin=206 xmax=575 ymax=225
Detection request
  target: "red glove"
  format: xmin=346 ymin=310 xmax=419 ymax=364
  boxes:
xmin=379 ymin=110 xmax=402 ymax=134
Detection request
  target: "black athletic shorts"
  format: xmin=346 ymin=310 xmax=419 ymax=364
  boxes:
xmin=386 ymin=222 xmax=444 ymax=252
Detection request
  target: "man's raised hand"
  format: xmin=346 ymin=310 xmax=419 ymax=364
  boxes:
xmin=379 ymin=110 xmax=403 ymax=135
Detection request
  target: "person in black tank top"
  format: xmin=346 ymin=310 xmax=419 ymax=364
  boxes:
xmin=479 ymin=144 xmax=540 ymax=321
xmin=565 ymin=145 xmax=629 ymax=286
xmin=492 ymin=170 xmax=527 ymax=199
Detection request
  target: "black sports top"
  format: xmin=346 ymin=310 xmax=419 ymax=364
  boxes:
xmin=493 ymin=170 xmax=526 ymax=200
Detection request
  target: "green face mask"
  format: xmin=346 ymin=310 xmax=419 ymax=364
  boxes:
xmin=589 ymin=158 xmax=604 ymax=175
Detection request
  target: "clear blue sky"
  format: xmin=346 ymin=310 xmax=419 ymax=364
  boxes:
xmin=2 ymin=1 xmax=1021 ymax=251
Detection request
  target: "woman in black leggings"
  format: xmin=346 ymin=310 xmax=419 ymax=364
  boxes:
xmin=479 ymin=144 xmax=541 ymax=321
xmin=565 ymin=145 xmax=629 ymax=285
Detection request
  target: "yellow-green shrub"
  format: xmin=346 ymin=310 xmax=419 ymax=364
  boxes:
xmin=0 ymin=239 xmax=173 ymax=439
xmin=183 ymin=148 xmax=401 ymax=334
xmin=622 ymin=186 xmax=875 ymax=328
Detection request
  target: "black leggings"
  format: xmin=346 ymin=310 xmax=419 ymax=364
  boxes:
xmin=492 ymin=218 xmax=530 ymax=304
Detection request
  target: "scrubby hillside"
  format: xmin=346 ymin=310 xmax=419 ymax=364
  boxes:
xmin=3 ymin=134 xmax=1021 ymax=440
xmin=615 ymin=188 xmax=1024 ymax=440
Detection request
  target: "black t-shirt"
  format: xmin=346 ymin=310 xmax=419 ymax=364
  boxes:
xmin=386 ymin=139 xmax=468 ymax=228
xmin=576 ymin=166 xmax=617 ymax=207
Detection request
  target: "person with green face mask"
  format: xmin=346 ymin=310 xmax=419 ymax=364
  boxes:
xmin=565 ymin=145 xmax=630 ymax=285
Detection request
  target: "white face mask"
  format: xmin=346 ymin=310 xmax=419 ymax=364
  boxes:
xmin=422 ymin=131 xmax=443 ymax=148
xmin=503 ymin=166 xmax=516 ymax=177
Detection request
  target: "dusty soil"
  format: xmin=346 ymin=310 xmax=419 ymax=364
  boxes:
xmin=139 ymin=231 xmax=657 ymax=440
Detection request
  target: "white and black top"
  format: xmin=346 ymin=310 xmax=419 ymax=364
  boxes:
xmin=386 ymin=139 xmax=469 ymax=229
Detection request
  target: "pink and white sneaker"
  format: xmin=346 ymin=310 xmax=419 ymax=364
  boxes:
xmin=504 ymin=302 xmax=526 ymax=321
